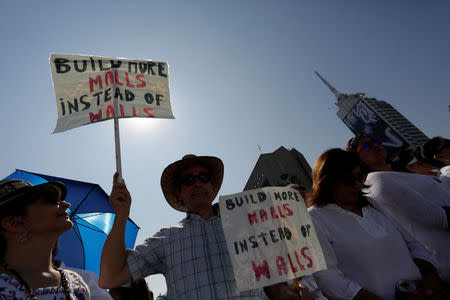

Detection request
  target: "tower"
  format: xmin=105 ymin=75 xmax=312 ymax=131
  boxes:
xmin=315 ymin=72 xmax=429 ymax=158
xmin=244 ymin=146 xmax=312 ymax=192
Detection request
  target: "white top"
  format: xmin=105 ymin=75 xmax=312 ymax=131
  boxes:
xmin=365 ymin=171 xmax=450 ymax=281
xmin=439 ymin=166 xmax=450 ymax=190
xmin=308 ymin=204 xmax=432 ymax=300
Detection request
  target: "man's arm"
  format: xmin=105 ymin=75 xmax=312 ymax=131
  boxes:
xmin=98 ymin=173 xmax=133 ymax=288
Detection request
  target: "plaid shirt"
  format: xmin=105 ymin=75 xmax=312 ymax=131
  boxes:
xmin=127 ymin=207 xmax=266 ymax=300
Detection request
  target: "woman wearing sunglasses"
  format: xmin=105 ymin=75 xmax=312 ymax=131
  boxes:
xmin=0 ymin=179 xmax=90 ymax=299
xmin=347 ymin=134 xmax=450 ymax=286
xmin=307 ymin=148 xmax=439 ymax=300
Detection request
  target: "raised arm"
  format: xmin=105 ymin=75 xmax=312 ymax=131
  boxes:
xmin=99 ymin=173 xmax=133 ymax=288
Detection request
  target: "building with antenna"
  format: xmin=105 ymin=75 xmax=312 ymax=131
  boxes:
xmin=315 ymin=72 xmax=429 ymax=159
xmin=243 ymin=146 xmax=312 ymax=192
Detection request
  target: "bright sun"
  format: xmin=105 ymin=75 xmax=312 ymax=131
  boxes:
xmin=122 ymin=118 xmax=161 ymax=133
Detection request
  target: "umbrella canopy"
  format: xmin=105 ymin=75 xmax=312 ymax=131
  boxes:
xmin=3 ymin=169 xmax=139 ymax=276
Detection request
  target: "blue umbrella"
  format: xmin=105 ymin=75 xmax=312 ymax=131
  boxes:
xmin=3 ymin=169 xmax=139 ymax=276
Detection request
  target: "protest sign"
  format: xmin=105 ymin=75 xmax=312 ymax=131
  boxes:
xmin=219 ymin=187 xmax=327 ymax=291
xmin=50 ymin=53 xmax=174 ymax=133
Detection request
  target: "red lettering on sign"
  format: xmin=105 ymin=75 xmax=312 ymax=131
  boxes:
xmin=89 ymin=75 xmax=103 ymax=92
xmin=106 ymin=105 xmax=115 ymax=118
xmin=259 ymin=209 xmax=268 ymax=222
xmin=301 ymin=247 xmax=313 ymax=268
xmin=295 ymin=251 xmax=305 ymax=270
xmin=125 ymin=72 xmax=135 ymax=88
xmin=120 ymin=104 xmax=125 ymax=117
xmin=270 ymin=207 xmax=279 ymax=219
xmin=105 ymin=71 xmax=114 ymax=86
xmin=88 ymin=71 xmax=148 ymax=92
xmin=114 ymin=70 xmax=124 ymax=86
xmin=143 ymin=107 xmax=154 ymax=117
xmin=287 ymin=254 xmax=298 ymax=273
xmin=252 ymin=260 xmax=270 ymax=281
xmin=136 ymin=74 xmax=146 ymax=88
xmin=89 ymin=110 xmax=102 ymax=122
xmin=248 ymin=212 xmax=258 ymax=225
xmin=283 ymin=203 xmax=293 ymax=216
xmin=277 ymin=206 xmax=286 ymax=218
xmin=276 ymin=256 xmax=287 ymax=276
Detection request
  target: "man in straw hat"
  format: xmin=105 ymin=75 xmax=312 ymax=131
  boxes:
xmin=99 ymin=154 xmax=311 ymax=299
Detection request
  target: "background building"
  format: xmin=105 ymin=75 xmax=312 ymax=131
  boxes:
xmin=315 ymin=72 xmax=429 ymax=159
xmin=244 ymin=146 xmax=312 ymax=191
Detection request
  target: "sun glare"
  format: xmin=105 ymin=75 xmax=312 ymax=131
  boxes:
xmin=122 ymin=118 xmax=162 ymax=133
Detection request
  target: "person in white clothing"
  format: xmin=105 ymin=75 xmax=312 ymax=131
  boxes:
xmin=347 ymin=135 xmax=450 ymax=283
xmin=419 ymin=136 xmax=450 ymax=189
xmin=419 ymin=137 xmax=450 ymax=169
xmin=391 ymin=148 xmax=439 ymax=176
xmin=307 ymin=148 xmax=441 ymax=300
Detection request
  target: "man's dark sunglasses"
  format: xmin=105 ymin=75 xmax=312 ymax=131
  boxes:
xmin=357 ymin=138 xmax=382 ymax=152
xmin=180 ymin=172 xmax=211 ymax=186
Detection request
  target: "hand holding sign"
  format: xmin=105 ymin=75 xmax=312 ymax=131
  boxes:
xmin=109 ymin=172 xmax=132 ymax=219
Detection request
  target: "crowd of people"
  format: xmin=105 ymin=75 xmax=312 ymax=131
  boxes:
xmin=0 ymin=135 xmax=448 ymax=299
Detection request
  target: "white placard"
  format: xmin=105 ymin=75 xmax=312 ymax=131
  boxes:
xmin=219 ymin=187 xmax=327 ymax=291
xmin=50 ymin=53 xmax=174 ymax=133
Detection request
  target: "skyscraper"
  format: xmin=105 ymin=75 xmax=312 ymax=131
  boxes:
xmin=315 ymin=72 xmax=428 ymax=158
xmin=244 ymin=146 xmax=312 ymax=192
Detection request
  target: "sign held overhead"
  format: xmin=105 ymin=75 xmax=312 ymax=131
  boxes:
xmin=50 ymin=53 xmax=174 ymax=133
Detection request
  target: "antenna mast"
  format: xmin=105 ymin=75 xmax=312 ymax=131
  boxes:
xmin=314 ymin=71 xmax=341 ymax=99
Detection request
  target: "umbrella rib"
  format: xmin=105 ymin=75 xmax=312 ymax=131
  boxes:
xmin=73 ymin=215 xmax=111 ymax=234
xmin=70 ymin=186 xmax=96 ymax=217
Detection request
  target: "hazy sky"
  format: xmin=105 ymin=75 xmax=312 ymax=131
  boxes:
xmin=1 ymin=0 xmax=449 ymax=295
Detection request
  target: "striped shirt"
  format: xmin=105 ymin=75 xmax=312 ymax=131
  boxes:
xmin=127 ymin=208 xmax=266 ymax=300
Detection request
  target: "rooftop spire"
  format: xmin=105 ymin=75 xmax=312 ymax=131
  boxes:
xmin=314 ymin=71 xmax=340 ymax=99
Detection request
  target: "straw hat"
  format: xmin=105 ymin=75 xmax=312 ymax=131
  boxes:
xmin=160 ymin=154 xmax=224 ymax=212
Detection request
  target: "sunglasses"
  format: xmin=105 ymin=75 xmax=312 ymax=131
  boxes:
xmin=342 ymin=173 xmax=365 ymax=186
xmin=180 ymin=172 xmax=211 ymax=186
xmin=357 ymin=138 xmax=382 ymax=152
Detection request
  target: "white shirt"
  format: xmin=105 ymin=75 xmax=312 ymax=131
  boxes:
xmin=308 ymin=203 xmax=432 ymax=300
xmin=439 ymin=166 xmax=450 ymax=190
xmin=365 ymin=171 xmax=450 ymax=281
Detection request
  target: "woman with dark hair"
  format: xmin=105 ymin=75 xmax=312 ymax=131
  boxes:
xmin=347 ymin=134 xmax=450 ymax=284
xmin=0 ymin=179 xmax=90 ymax=299
xmin=391 ymin=148 xmax=438 ymax=176
xmin=419 ymin=137 xmax=450 ymax=188
xmin=419 ymin=137 xmax=450 ymax=169
xmin=308 ymin=148 xmax=440 ymax=300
